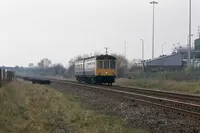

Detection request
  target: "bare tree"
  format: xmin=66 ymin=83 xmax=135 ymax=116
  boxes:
xmin=67 ymin=55 xmax=82 ymax=77
xmin=28 ymin=63 xmax=34 ymax=68
xmin=111 ymin=54 xmax=129 ymax=77
xmin=52 ymin=64 xmax=66 ymax=75
xmin=37 ymin=58 xmax=52 ymax=68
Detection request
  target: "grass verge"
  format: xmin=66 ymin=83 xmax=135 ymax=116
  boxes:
xmin=115 ymin=78 xmax=200 ymax=94
xmin=0 ymin=80 xmax=146 ymax=133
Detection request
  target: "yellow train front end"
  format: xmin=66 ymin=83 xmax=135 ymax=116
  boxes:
xmin=95 ymin=55 xmax=117 ymax=85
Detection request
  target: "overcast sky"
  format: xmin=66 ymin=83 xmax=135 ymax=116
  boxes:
xmin=0 ymin=0 xmax=199 ymax=67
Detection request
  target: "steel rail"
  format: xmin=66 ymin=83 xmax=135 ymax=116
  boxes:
xmin=52 ymin=80 xmax=200 ymax=119
xmin=108 ymin=85 xmax=200 ymax=103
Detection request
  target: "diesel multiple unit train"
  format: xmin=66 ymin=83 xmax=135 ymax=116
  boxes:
xmin=0 ymin=68 xmax=14 ymax=87
xmin=75 ymin=54 xmax=117 ymax=85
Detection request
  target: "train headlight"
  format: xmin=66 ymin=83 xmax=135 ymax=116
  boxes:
xmin=106 ymin=72 xmax=108 ymax=75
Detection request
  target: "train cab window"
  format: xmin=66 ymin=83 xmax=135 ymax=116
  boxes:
xmin=110 ymin=60 xmax=116 ymax=69
xmin=104 ymin=60 xmax=109 ymax=69
xmin=97 ymin=61 xmax=103 ymax=69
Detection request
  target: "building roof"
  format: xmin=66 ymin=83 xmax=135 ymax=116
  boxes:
xmin=145 ymin=53 xmax=184 ymax=66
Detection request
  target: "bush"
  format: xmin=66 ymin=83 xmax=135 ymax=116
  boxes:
xmin=127 ymin=69 xmax=200 ymax=81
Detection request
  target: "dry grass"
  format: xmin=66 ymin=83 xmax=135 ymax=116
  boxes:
xmin=0 ymin=80 xmax=146 ymax=133
xmin=115 ymin=78 xmax=200 ymax=94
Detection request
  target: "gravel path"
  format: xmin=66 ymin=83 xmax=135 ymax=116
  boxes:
xmin=50 ymin=83 xmax=200 ymax=133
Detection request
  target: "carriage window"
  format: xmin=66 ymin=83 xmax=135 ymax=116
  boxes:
xmin=104 ymin=61 xmax=109 ymax=69
xmin=97 ymin=61 xmax=103 ymax=69
xmin=110 ymin=60 xmax=116 ymax=69
xmin=76 ymin=65 xmax=79 ymax=70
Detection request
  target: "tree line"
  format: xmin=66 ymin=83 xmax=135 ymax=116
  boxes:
xmin=14 ymin=55 xmax=142 ymax=78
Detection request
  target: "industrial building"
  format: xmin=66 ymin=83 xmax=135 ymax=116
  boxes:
xmin=144 ymin=53 xmax=186 ymax=72
xmin=141 ymin=37 xmax=200 ymax=72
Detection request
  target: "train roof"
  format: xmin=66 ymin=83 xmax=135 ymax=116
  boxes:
xmin=76 ymin=54 xmax=116 ymax=61
xmin=96 ymin=54 xmax=116 ymax=60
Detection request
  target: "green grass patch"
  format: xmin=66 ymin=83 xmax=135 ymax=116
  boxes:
xmin=115 ymin=78 xmax=200 ymax=94
xmin=0 ymin=81 xmax=146 ymax=133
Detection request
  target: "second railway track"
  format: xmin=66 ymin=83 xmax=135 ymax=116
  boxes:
xmin=49 ymin=79 xmax=200 ymax=119
xmin=108 ymin=85 xmax=200 ymax=104
xmin=51 ymin=78 xmax=200 ymax=103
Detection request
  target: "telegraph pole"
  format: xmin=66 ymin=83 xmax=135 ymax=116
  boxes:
xmin=150 ymin=1 xmax=158 ymax=59
xmin=104 ymin=47 xmax=108 ymax=55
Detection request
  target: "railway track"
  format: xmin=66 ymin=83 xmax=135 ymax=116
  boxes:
xmin=51 ymin=78 xmax=200 ymax=103
xmin=21 ymin=76 xmax=200 ymax=119
xmin=50 ymin=79 xmax=200 ymax=119
xmin=108 ymin=85 xmax=200 ymax=104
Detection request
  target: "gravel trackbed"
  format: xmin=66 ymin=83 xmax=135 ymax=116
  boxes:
xmin=50 ymin=83 xmax=200 ymax=133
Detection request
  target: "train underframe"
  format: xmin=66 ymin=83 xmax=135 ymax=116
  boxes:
xmin=76 ymin=75 xmax=116 ymax=85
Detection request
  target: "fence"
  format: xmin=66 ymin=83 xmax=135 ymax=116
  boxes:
xmin=0 ymin=68 xmax=14 ymax=87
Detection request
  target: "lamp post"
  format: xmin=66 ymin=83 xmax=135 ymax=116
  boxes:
xmin=187 ymin=34 xmax=193 ymax=45
xmin=188 ymin=34 xmax=193 ymax=64
xmin=124 ymin=41 xmax=127 ymax=59
xmin=140 ymin=39 xmax=144 ymax=60
xmin=162 ymin=43 xmax=166 ymax=55
xmin=150 ymin=1 xmax=158 ymax=59
xmin=188 ymin=0 xmax=192 ymax=65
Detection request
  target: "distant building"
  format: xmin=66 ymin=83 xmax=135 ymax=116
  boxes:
xmin=144 ymin=53 xmax=187 ymax=72
xmin=130 ymin=37 xmax=200 ymax=72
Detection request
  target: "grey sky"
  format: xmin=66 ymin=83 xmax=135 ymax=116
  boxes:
xmin=0 ymin=0 xmax=199 ymax=67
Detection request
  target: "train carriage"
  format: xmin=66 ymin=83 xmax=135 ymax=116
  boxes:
xmin=75 ymin=54 xmax=117 ymax=85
